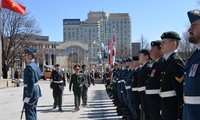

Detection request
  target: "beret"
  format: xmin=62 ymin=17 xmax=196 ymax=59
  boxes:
xmin=139 ymin=49 xmax=150 ymax=55
xmin=24 ymin=48 xmax=37 ymax=54
xmin=161 ymin=31 xmax=181 ymax=40
xmin=132 ymin=56 xmax=139 ymax=61
xmin=151 ymin=40 xmax=161 ymax=47
xmin=187 ymin=10 xmax=200 ymax=24
xmin=126 ymin=57 xmax=132 ymax=62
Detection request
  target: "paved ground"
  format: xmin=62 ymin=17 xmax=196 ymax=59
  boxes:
xmin=0 ymin=80 xmax=122 ymax=120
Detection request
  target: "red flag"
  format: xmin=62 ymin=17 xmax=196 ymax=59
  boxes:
xmin=112 ymin=35 xmax=116 ymax=65
xmin=108 ymin=38 xmax=112 ymax=68
xmin=1 ymin=0 xmax=26 ymax=15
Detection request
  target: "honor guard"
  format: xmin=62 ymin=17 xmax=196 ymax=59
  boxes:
xmin=23 ymin=48 xmax=42 ymax=120
xmin=145 ymin=40 xmax=163 ymax=120
xmin=131 ymin=56 xmax=141 ymax=120
xmin=160 ymin=31 xmax=185 ymax=120
xmin=183 ymin=10 xmax=200 ymax=120
xmin=138 ymin=49 xmax=152 ymax=120
xmin=50 ymin=64 xmax=66 ymax=111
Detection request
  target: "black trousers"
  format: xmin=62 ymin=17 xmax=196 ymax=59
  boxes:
xmin=82 ymin=85 xmax=88 ymax=105
xmin=52 ymin=84 xmax=63 ymax=109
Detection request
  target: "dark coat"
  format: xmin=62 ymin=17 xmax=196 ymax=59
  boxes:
xmin=23 ymin=61 xmax=42 ymax=102
xmin=183 ymin=49 xmax=200 ymax=120
xmin=69 ymin=73 xmax=86 ymax=93
xmin=160 ymin=52 xmax=185 ymax=120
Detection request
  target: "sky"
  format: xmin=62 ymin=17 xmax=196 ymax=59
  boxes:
xmin=19 ymin=0 xmax=200 ymax=43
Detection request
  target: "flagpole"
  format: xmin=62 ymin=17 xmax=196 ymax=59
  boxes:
xmin=0 ymin=2 xmax=3 ymax=78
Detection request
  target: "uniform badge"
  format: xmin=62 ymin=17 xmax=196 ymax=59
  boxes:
xmin=150 ymin=69 xmax=156 ymax=77
xmin=175 ymin=76 xmax=184 ymax=82
xmin=132 ymin=77 xmax=135 ymax=81
xmin=189 ymin=64 xmax=199 ymax=77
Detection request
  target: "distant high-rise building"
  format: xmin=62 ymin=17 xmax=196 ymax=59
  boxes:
xmin=132 ymin=42 xmax=141 ymax=56
xmin=63 ymin=11 xmax=131 ymax=63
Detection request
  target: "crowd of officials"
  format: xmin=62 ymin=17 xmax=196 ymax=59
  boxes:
xmin=104 ymin=10 xmax=200 ymax=120
xmin=21 ymin=9 xmax=200 ymax=120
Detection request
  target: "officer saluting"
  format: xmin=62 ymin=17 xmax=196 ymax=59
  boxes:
xmin=50 ymin=64 xmax=66 ymax=111
xmin=23 ymin=48 xmax=42 ymax=120
xmin=184 ymin=10 xmax=200 ymax=120
xmin=160 ymin=31 xmax=185 ymax=120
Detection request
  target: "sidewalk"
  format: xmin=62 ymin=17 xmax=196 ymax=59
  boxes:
xmin=0 ymin=80 xmax=121 ymax=120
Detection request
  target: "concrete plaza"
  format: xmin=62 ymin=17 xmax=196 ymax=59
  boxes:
xmin=0 ymin=80 xmax=121 ymax=120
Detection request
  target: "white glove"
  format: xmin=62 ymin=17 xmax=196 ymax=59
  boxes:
xmin=24 ymin=97 xmax=30 ymax=103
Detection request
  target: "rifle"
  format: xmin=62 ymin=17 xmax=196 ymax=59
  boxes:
xmin=20 ymin=104 xmax=25 ymax=120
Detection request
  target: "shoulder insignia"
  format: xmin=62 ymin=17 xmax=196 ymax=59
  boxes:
xmin=175 ymin=76 xmax=184 ymax=82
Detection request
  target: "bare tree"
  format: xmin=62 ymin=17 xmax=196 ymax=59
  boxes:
xmin=178 ymin=31 xmax=196 ymax=60
xmin=140 ymin=35 xmax=149 ymax=49
xmin=0 ymin=9 xmax=41 ymax=67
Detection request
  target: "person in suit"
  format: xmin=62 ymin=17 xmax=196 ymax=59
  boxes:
xmin=23 ymin=48 xmax=42 ymax=120
xmin=160 ymin=31 xmax=185 ymax=120
xmin=50 ymin=64 xmax=66 ymax=111
xmin=183 ymin=10 xmax=200 ymax=120
xmin=69 ymin=65 xmax=86 ymax=111
xmin=80 ymin=64 xmax=91 ymax=106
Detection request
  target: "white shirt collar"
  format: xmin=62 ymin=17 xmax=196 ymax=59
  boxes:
xmin=163 ymin=51 xmax=175 ymax=60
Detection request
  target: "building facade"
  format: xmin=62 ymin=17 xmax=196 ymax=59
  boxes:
xmin=63 ymin=11 xmax=132 ymax=63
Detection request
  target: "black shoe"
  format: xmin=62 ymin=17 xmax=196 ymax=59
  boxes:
xmin=53 ymin=105 xmax=56 ymax=109
xmin=58 ymin=108 xmax=62 ymax=111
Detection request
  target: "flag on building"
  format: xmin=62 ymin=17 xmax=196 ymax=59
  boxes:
xmin=1 ymin=0 xmax=26 ymax=15
xmin=112 ymin=35 xmax=116 ymax=65
xmin=108 ymin=38 xmax=112 ymax=68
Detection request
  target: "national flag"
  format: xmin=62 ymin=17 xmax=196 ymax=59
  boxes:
xmin=1 ymin=0 xmax=26 ymax=15
xmin=112 ymin=35 xmax=116 ymax=65
xmin=108 ymin=38 xmax=112 ymax=68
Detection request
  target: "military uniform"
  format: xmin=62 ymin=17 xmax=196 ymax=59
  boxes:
xmin=131 ymin=67 xmax=141 ymax=120
xmin=51 ymin=66 xmax=66 ymax=111
xmin=183 ymin=10 xmax=200 ymax=120
xmin=160 ymin=31 xmax=185 ymax=120
xmin=23 ymin=48 xmax=42 ymax=120
xmin=69 ymin=73 xmax=85 ymax=110
xmin=145 ymin=57 xmax=164 ymax=120
xmin=80 ymin=68 xmax=91 ymax=106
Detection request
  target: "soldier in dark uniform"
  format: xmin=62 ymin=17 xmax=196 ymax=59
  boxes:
xmin=80 ymin=64 xmax=91 ymax=106
xmin=138 ymin=49 xmax=152 ymax=120
xmin=131 ymin=56 xmax=141 ymax=120
xmin=183 ymin=10 xmax=200 ymax=120
xmin=50 ymin=64 xmax=66 ymax=111
xmin=160 ymin=31 xmax=185 ymax=120
xmin=69 ymin=65 xmax=86 ymax=111
xmin=23 ymin=48 xmax=42 ymax=120
xmin=145 ymin=40 xmax=164 ymax=120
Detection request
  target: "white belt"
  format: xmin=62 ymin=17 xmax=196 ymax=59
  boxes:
xmin=160 ymin=90 xmax=176 ymax=98
xmin=145 ymin=89 xmax=160 ymax=94
xmin=125 ymin=86 xmax=131 ymax=90
xmin=132 ymin=87 xmax=138 ymax=91
xmin=121 ymin=79 xmax=125 ymax=83
xmin=53 ymin=81 xmax=64 ymax=83
xmin=24 ymin=83 xmax=38 ymax=87
xmin=138 ymin=86 xmax=146 ymax=92
xmin=113 ymin=80 xmax=116 ymax=83
xmin=184 ymin=96 xmax=200 ymax=104
xmin=117 ymin=80 xmax=122 ymax=83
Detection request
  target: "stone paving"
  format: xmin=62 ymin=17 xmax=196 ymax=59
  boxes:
xmin=0 ymin=80 xmax=122 ymax=120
